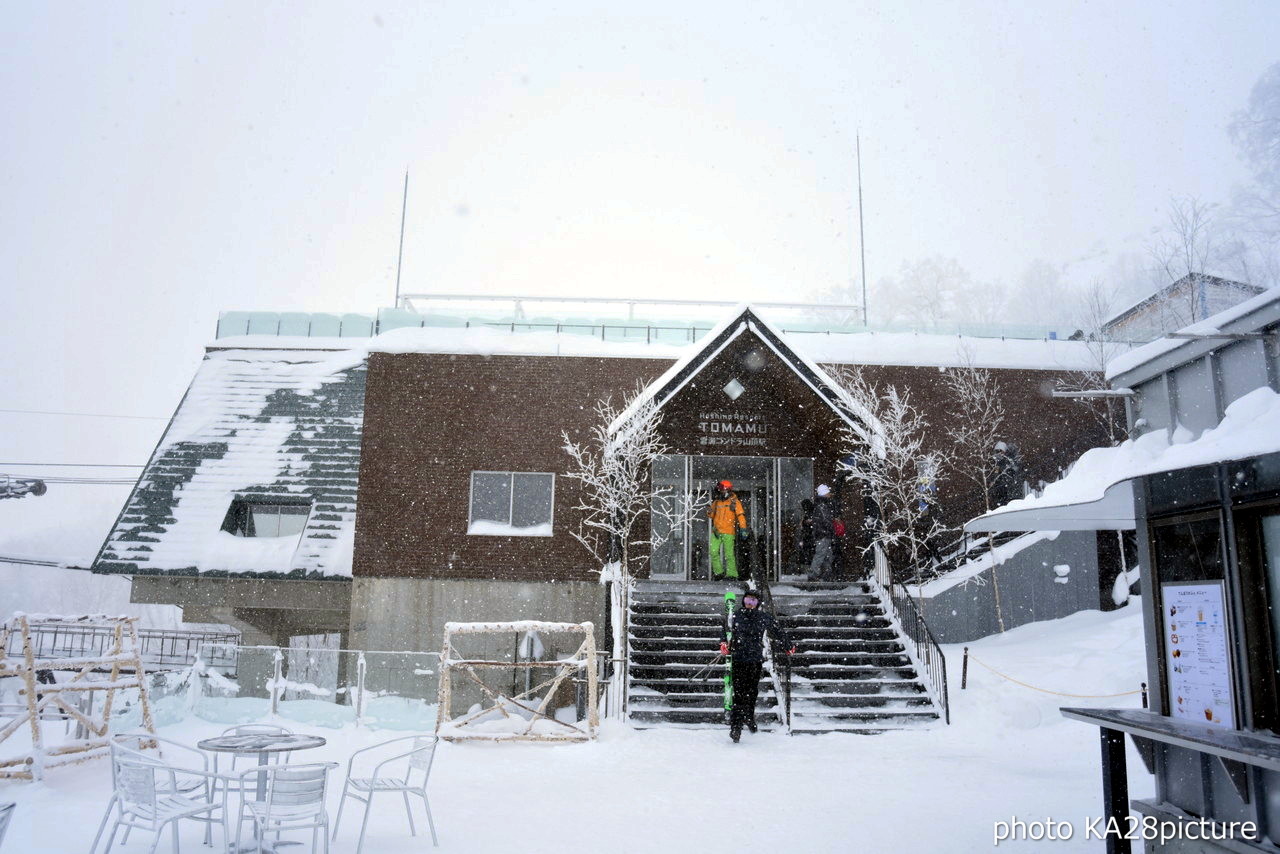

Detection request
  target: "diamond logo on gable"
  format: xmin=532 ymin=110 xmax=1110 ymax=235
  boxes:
xmin=722 ymin=378 xmax=745 ymax=400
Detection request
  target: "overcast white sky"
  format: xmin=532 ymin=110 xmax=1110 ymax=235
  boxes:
xmin=2 ymin=1 xmax=1279 ymax=469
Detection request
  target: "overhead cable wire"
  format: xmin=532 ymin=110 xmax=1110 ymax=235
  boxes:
xmin=0 ymin=554 xmax=64 ymax=567
xmin=0 ymin=407 xmax=167 ymax=421
xmin=0 ymin=462 xmax=144 ymax=468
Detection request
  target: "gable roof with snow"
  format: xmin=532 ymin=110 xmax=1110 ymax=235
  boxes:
xmin=607 ymin=306 xmax=876 ymax=445
xmin=93 ymin=348 xmax=367 ymax=579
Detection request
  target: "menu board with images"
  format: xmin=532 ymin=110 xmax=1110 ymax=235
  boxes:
xmin=1162 ymin=581 xmax=1235 ymax=729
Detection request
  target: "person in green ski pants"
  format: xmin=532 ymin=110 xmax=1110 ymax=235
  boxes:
xmin=707 ymin=479 xmax=748 ymax=579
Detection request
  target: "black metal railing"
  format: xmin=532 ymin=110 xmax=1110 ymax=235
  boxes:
xmin=872 ymin=547 xmax=950 ymax=724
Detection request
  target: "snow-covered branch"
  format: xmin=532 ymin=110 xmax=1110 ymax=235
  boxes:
xmin=831 ymin=367 xmax=948 ymax=588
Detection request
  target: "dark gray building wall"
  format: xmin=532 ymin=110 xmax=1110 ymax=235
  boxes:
xmin=922 ymin=531 xmax=1104 ymax=644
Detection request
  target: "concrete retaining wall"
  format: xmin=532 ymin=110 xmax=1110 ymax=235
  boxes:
xmin=920 ymin=531 xmax=1102 ymax=644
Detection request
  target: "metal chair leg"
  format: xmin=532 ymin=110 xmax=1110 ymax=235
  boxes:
xmin=422 ymin=791 xmax=439 ymax=847
xmin=355 ymin=793 xmax=374 ymax=854
xmin=89 ymin=795 xmax=117 ymax=854
xmin=103 ymin=819 xmax=122 ymax=854
xmin=332 ymin=781 xmax=349 ymax=837
xmin=402 ymin=790 xmax=416 ymax=836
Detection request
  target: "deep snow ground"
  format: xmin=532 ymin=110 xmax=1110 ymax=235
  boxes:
xmin=0 ymin=603 xmax=1153 ymax=853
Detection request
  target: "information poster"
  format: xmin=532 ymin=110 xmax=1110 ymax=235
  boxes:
xmin=1162 ymin=581 xmax=1235 ymax=728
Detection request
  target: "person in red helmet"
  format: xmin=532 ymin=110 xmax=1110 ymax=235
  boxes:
xmin=707 ymin=479 xmax=747 ymax=579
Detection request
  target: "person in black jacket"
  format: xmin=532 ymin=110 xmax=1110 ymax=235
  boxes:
xmin=807 ymin=483 xmax=837 ymax=580
xmin=719 ymin=591 xmax=795 ymax=742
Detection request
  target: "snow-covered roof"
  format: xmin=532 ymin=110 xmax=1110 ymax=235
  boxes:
xmin=605 ymin=306 xmax=877 ymax=446
xmin=1102 ymin=273 xmax=1261 ymax=329
xmin=213 ymin=312 xmax=1103 ymax=373
xmin=966 ymin=386 xmax=1280 ymax=533
xmin=93 ymin=349 xmax=366 ymax=578
xmin=1105 ymin=285 xmax=1280 ymax=383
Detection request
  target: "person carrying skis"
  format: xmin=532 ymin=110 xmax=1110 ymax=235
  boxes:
xmin=707 ymin=479 xmax=748 ymax=580
xmin=719 ymin=591 xmax=795 ymax=742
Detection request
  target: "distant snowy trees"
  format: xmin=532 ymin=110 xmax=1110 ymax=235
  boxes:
xmin=1054 ymin=281 xmax=1128 ymax=445
xmin=1230 ymin=61 xmax=1280 ymax=251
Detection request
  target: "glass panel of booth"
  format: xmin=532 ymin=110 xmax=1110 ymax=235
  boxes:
xmin=1263 ymin=515 xmax=1280 ymax=703
xmin=1236 ymin=506 xmax=1280 ymax=732
xmin=1151 ymin=514 xmax=1237 ymax=729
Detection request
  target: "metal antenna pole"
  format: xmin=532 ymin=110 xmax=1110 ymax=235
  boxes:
xmin=393 ymin=171 xmax=409 ymax=309
xmin=856 ymin=133 xmax=868 ymax=326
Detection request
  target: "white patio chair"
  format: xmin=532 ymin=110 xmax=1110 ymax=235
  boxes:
xmin=0 ymin=801 xmax=14 ymax=849
xmin=234 ymin=762 xmax=338 ymax=854
xmin=90 ymin=735 xmax=221 ymax=853
xmin=333 ymin=735 xmax=439 ymax=852
xmin=95 ymin=757 xmax=228 ymax=854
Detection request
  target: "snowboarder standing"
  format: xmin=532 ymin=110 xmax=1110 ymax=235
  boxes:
xmin=719 ymin=591 xmax=794 ymax=742
xmin=707 ymin=480 xmax=748 ymax=580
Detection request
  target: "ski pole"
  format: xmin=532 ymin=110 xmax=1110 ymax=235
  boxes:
xmin=687 ymin=652 xmax=725 ymax=683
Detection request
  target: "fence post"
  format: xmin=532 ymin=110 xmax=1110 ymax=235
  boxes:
xmin=355 ymin=653 xmax=367 ymax=726
xmin=961 ymin=647 xmax=969 ymax=689
xmin=271 ymin=649 xmax=283 ymax=717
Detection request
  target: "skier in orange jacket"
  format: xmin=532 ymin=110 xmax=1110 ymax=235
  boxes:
xmin=707 ymin=480 xmax=748 ymax=579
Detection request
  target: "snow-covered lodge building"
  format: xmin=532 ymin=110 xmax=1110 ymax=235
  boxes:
xmin=92 ymin=300 xmax=1111 ymax=728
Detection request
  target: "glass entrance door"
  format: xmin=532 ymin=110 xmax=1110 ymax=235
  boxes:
xmin=650 ymin=455 xmax=813 ymax=581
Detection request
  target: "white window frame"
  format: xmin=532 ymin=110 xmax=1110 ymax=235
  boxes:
xmin=468 ymin=471 xmax=556 ymax=535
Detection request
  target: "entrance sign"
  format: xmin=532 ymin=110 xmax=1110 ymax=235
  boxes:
xmin=1162 ymin=581 xmax=1235 ymax=728
xmin=697 ymin=410 xmax=771 ymax=448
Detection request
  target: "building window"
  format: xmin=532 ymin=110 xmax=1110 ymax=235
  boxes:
xmin=221 ymin=498 xmax=311 ymax=538
xmin=468 ymin=472 xmax=555 ymax=536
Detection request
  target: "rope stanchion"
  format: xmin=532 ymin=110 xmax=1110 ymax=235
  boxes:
xmin=966 ymin=654 xmax=1143 ymax=699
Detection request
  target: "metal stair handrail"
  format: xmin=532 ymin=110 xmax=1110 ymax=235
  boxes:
xmin=868 ymin=546 xmax=951 ymax=724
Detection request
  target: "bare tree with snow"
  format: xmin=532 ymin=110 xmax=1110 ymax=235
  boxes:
xmin=561 ymin=385 xmax=697 ymax=713
xmin=941 ymin=354 xmax=1006 ymax=514
xmin=1053 ymin=280 xmax=1128 ymax=445
xmin=831 ymin=367 xmax=947 ymax=606
xmin=940 ymin=355 xmax=1014 ymax=631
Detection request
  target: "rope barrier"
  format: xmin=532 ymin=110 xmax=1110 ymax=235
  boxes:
xmin=966 ymin=653 xmax=1144 ymax=699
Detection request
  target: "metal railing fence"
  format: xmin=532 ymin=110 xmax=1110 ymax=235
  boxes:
xmin=870 ymin=547 xmax=951 ymax=724
xmin=4 ymin=623 xmax=239 ymax=671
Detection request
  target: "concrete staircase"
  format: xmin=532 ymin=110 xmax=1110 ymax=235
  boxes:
xmin=626 ymin=580 xmax=943 ymax=733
